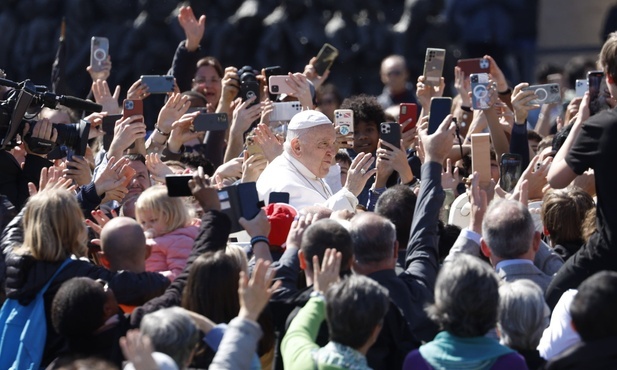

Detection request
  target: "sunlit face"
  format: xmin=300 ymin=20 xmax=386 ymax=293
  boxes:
xmin=128 ymin=160 xmax=151 ymax=197
xmin=136 ymin=208 xmax=167 ymax=238
xmin=380 ymin=57 xmax=408 ymax=93
xmin=337 ymin=160 xmax=350 ymax=186
xmin=295 ymin=125 xmax=337 ymax=178
xmin=193 ymin=65 xmax=222 ymax=106
xmin=353 ymin=120 xmax=379 ymax=154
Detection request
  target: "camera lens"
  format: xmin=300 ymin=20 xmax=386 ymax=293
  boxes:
xmin=272 ymin=85 xmax=279 ymax=93
xmin=125 ymin=101 xmax=134 ymax=110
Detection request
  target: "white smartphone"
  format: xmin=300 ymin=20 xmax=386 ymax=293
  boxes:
xmin=575 ymin=79 xmax=588 ymax=98
xmin=334 ymin=109 xmax=354 ymax=136
xmin=270 ymin=101 xmax=302 ymax=121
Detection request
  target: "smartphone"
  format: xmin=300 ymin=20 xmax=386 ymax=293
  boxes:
xmin=102 ymin=114 xmax=122 ymax=151
xmin=140 ymin=75 xmax=174 ymax=94
xmin=471 ymin=133 xmax=491 ymax=187
xmin=575 ymin=79 xmax=588 ymax=98
xmin=269 ymin=192 xmax=290 ymax=204
xmin=264 ymin=66 xmax=283 ymax=100
xmin=218 ymin=182 xmax=262 ymax=233
xmin=499 ymin=153 xmax=522 ymax=193
xmin=268 ymin=75 xmax=295 ymax=95
xmin=313 ymin=43 xmax=339 ymax=76
xmin=122 ymin=99 xmax=143 ymax=121
xmin=428 ymin=97 xmax=452 ymax=135
xmin=521 ymin=84 xmax=561 ymax=105
xmin=270 ymin=101 xmax=302 ymax=121
xmin=423 ymin=48 xmax=446 ymax=87
xmin=470 ymin=73 xmax=491 ymax=110
xmin=90 ymin=36 xmax=109 ymax=73
xmin=399 ymin=103 xmax=417 ymax=132
xmin=121 ymin=166 xmax=137 ymax=189
xmin=379 ymin=122 xmax=401 ymax=150
xmin=334 ymin=109 xmax=354 ymax=136
xmin=588 ymin=71 xmax=609 ymax=116
xmin=192 ymin=112 xmax=228 ymax=132
xmin=166 ymin=174 xmax=193 ymax=197
xmin=457 ymin=58 xmax=491 ymax=76
xmin=240 ymin=81 xmax=260 ymax=107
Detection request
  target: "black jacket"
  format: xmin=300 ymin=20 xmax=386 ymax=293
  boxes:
xmin=544 ymin=337 xmax=617 ymax=370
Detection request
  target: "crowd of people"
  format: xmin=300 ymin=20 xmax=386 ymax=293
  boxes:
xmin=1 ymin=4 xmax=617 ymax=370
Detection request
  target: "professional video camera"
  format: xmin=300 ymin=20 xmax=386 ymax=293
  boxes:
xmin=0 ymin=78 xmax=102 ymax=157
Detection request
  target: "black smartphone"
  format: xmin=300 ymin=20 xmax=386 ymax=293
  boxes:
xmin=218 ymin=182 xmax=262 ymax=233
xmin=240 ymin=81 xmax=260 ymax=107
xmin=379 ymin=122 xmax=401 ymax=150
xmin=140 ymin=75 xmax=175 ymax=94
xmin=264 ymin=66 xmax=283 ymax=101
xmin=588 ymin=71 xmax=609 ymax=116
xmin=429 ymin=97 xmax=452 ymax=134
xmin=269 ymin=192 xmax=290 ymax=204
xmin=102 ymin=114 xmax=121 ymax=151
xmin=313 ymin=43 xmax=339 ymax=76
xmin=166 ymin=174 xmax=193 ymax=197
xmin=191 ymin=112 xmax=228 ymax=132
xmin=499 ymin=153 xmax=522 ymax=193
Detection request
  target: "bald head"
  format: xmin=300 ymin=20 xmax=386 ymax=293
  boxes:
xmin=100 ymin=217 xmax=147 ymax=272
xmin=380 ymin=55 xmax=409 ymax=93
xmin=482 ymin=199 xmax=536 ymax=259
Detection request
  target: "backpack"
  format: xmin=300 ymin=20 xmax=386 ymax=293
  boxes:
xmin=0 ymin=258 xmax=72 ymax=370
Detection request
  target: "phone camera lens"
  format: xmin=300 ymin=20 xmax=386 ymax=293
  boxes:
xmin=272 ymin=85 xmax=279 ymax=93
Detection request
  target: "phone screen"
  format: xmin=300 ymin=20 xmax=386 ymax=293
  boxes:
xmin=429 ymin=97 xmax=452 ymax=134
xmin=588 ymin=71 xmax=609 ymax=116
xmin=313 ymin=44 xmax=339 ymax=76
xmin=499 ymin=154 xmax=522 ymax=192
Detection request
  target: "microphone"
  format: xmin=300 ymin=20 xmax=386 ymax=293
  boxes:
xmin=56 ymin=95 xmax=102 ymax=113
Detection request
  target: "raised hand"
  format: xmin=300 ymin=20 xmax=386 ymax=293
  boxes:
xmin=188 ymin=166 xmax=220 ymax=211
xmin=145 ymin=153 xmax=173 ymax=183
xmin=344 ymin=152 xmax=377 ymax=196
xmin=91 ymin=79 xmax=121 ymax=115
xmin=253 ymin=123 xmax=283 ymax=162
xmin=313 ymin=248 xmax=342 ymax=294
xmin=156 ymin=93 xmax=191 ymax=135
xmin=238 ymin=259 xmax=280 ymax=322
xmin=178 ymin=6 xmax=206 ymax=52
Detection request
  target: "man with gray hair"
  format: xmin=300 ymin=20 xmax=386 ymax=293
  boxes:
xmin=140 ymin=307 xmax=201 ymax=370
xmin=256 ymin=110 xmax=374 ymax=212
xmin=479 ymin=198 xmax=553 ymax=292
xmin=347 ymin=112 xmax=459 ymax=369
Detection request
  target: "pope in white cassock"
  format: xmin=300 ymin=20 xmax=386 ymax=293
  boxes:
xmin=257 ymin=110 xmax=375 ymax=212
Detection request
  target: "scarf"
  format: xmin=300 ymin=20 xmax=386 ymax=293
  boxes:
xmin=419 ymin=331 xmax=515 ymax=370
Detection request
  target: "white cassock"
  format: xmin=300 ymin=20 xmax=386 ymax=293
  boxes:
xmin=256 ymin=151 xmax=358 ymax=212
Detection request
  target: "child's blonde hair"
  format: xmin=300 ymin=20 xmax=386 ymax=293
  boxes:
xmin=135 ymin=185 xmax=193 ymax=235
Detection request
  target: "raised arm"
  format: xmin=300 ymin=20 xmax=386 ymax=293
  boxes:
xmin=404 ymin=114 xmax=455 ymax=289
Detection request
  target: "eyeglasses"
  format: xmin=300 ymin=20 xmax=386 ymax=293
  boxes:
xmin=193 ymin=77 xmax=221 ymax=85
xmin=386 ymin=70 xmax=404 ymax=77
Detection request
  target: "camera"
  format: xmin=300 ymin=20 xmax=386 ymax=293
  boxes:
xmin=124 ymin=100 xmax=134 ymax=110
xmin=271 ymin=84 xmax=279 ymax=93
xmin=238 ymin=65 xmax=257 ymax=83
xmin=380 ymin=123 xmax=391 ymax=134
xmin=0 ymin=78 xmax=101 ymax=156
xmin=479 ymin=58 xmax=490 ymax=69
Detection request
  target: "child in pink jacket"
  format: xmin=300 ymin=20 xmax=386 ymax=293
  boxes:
xmin=135 ymin=185 xmax=200 ymax=281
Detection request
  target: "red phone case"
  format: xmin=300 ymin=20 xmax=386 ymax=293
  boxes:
xmin=122 ymin=99 xmax=144 ymax=122
xmin=399 ymin=103 xmax=417 ymax=133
